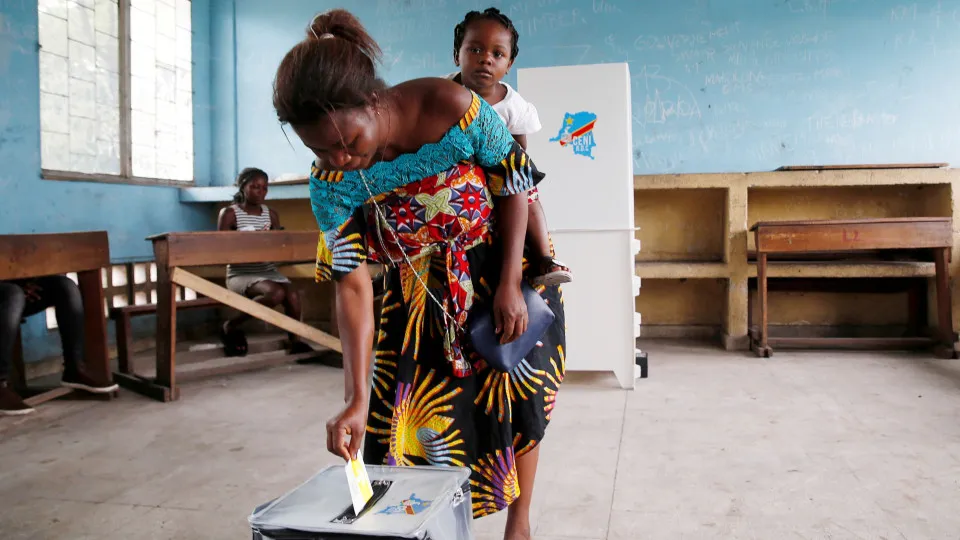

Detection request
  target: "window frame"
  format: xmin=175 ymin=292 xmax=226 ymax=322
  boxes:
xmin=39 ymin=0 xmax=195 ymax=187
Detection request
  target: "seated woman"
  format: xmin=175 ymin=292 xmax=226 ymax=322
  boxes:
xmin=0 ymin=276 xmax=118 ymax=416
xmin=217 ymin=167 xmax=313 ymax=357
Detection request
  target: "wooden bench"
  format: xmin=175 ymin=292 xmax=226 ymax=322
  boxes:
xmin=113 ymin=231 xmax=343 ymax=402
xmin=110 ymin=297 xmax=221 ymax=376
xmin=750 ymin=217 xmax=957 ymax=358
xmin=0 ymin=232 xmax=115 ymax=405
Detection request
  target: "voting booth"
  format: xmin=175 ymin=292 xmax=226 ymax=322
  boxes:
xmin=519 ymin=62 xmax=641 ymax=389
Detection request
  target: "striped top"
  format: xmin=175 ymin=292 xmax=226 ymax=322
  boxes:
xmin=226 ymin=204 xmax=280 ymax=278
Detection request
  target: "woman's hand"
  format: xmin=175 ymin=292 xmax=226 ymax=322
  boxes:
xmin=493 ymin=280 xmax=528 ymax=344
xmin=326 ymin=397 xmax=368 ymax=462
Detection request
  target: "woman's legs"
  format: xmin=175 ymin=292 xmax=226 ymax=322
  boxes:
xmin=0 ymin=282 xmax=32 ymax=414
xmin=0 ymin=282 xmax=26 ymax=384
xmin=22 ymin=276 xmax=115 ymax=392
xmin=23 ymin=276 xmax=84 ymax=376
xmin=223 ymin=280 xmax=286 ymax=334
xmin=505 ymin=445 xmax=541 ymax=540
xmin=279 ymin=283 xmax=313 ymax=353
xmin=223 ymin=280 xmax=311 ymax=353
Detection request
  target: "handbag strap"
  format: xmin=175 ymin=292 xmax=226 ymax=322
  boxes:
xmin=359 ymin=170 xmax=466 ymax=335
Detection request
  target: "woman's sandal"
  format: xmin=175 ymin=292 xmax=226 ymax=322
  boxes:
xmin=220 ymin=326 xmax=248 ymax=357
xmin=532 ymin=256 xmax=573 ymax=287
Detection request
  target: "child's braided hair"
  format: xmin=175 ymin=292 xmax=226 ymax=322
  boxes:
xmin=453 ymin=8 xmax=520 ymax=63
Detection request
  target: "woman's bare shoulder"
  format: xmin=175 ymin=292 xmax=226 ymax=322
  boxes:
xmin=393 ymin=78 xmax=474 ymax=125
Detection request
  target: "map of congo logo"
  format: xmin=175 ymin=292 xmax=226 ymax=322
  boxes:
xmin=376 ymin=493 xmax=431 ymax=516
xmin=549 ymin=111 xmax=597 ymax=159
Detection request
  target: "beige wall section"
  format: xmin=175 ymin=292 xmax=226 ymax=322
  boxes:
xmin=634 ymin=189 xmax=725 ymax=261
xmin=634 ymin=168 xmax=960 ymax=350
xmin=211 ymin=168 xmax=960 ymax=351
xmin=634 ymin=279 xmax=724 ymax=325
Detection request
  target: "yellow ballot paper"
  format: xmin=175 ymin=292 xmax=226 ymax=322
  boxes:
xmin=345 ymin=455 xmax=374 ymax=514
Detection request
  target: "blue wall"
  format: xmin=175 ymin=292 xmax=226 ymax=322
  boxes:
xmin=0 ymin=0 xmax=218 ymax=362
xmin=215 ymin=0 xmax=960 ymax=178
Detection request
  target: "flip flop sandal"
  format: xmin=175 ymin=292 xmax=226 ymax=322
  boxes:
xmin=532 ymin=256 xmax=573 ymax=287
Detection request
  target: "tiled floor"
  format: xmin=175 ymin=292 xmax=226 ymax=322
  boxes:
xmin=3 ymin=341 xmax=960 ymax=539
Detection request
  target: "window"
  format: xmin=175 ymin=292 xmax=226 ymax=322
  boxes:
xmin=37 ymin=0 xmax=193 ymax=185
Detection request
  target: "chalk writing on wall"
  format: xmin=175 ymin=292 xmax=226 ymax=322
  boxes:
xmin=236 ymin=0 xmax=960 ymax=176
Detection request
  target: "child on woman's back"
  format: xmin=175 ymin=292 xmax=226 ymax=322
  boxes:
xmin=449 ymin=7 xmax=572 ymax=286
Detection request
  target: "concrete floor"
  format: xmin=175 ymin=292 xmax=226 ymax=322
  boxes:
xmin=2 ymin=340 xmax=960 ymax=539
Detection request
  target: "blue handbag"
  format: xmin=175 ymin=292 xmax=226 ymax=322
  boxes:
xmin=467 ymin=281 xmax=556 ymax=373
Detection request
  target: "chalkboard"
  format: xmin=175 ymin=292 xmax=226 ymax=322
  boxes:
xmin=233 ymin=0 xmax=960 ymax=176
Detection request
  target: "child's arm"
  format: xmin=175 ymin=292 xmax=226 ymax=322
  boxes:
xmin=512 ymin=134 xmax=528 ymax=150
xmin=269 ymin=208 xmax=282 ymax=230
xmin=217 ymin=207 xmax=237 ymax=231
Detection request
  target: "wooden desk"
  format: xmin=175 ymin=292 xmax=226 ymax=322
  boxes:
xmin=114 ymin=231 xmax=343 ymax=402
xmin=0 ymin=232 xmax=114 ymax=405
xmin=750 ymin=218 xmax=957 ymax=358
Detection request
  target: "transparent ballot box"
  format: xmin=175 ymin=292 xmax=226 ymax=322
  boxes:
xmin=250 ymin=465 xmax=474 ymax=540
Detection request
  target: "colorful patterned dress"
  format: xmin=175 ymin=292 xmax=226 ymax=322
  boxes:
xmin=312 ymin=92 xmax=566 ymax=518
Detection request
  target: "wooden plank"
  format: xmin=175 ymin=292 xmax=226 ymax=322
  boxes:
xmin=767 ymin=337 xmax=934 ymax=350
xmin=634 ymin=261 xmax=729 ymax=279
xmin=23 ymin=387 xmax=74 ymax=407
xmin=745 ymin=262 xmax=936 ymax=279
xmin=109 ymin=297 xmax=219 ymax=318
xmin=148 ymin=231 xmax=319 ymax=267
xmin=755 ymin=220 xmax=952 ymax=253
xmin=113 ymin=373 xmax=178 ymax=402
xmin=747 ymin=277 xmax=925 ymax=293
xmin=634 ymin=168 xmax=960 ymax=191
xmin=0 ymin=232 xmax=109 ymax=280
xmin=751 ymin=217 xmax=951 ymax=230
xmin=776 ymin=163 xmax=948 ymax=171
xmin=170 ymin=267 xmax=343 ymax=352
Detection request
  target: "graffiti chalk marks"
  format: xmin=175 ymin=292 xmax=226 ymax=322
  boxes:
xmin=549 ymin=111 xmax=598 ymax=159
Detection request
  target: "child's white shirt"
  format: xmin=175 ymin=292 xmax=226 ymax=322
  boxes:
xmin=446 ymin=73 xmax=542 ymax=135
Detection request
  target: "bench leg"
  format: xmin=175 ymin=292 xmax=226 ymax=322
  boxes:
xmin=933 ymin=248 xmax=958 ymax=358
xmin=753 ymin=253 xmax=773 ymax=358
xmin=77 ymin=268 xmax=114 ymax=390
xmin=154 ymin=261 xmax=178 ymax=398
xmin=116 ymin=313 xmax=132 ymax=374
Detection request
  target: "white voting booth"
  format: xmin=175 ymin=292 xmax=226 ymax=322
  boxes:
xmin=519 ymin=63 xmax=640 ymax=389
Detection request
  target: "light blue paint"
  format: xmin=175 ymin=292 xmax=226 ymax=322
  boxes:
xmin=0 ymin=0 xmax=218 ymax=363
xmin=210 ymin=0 xmax=238 ymax=186
xmin=218 ymin=0 xmax=960 ymax=177
xmin=192 ymin=0 xmax=213 ymax=187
